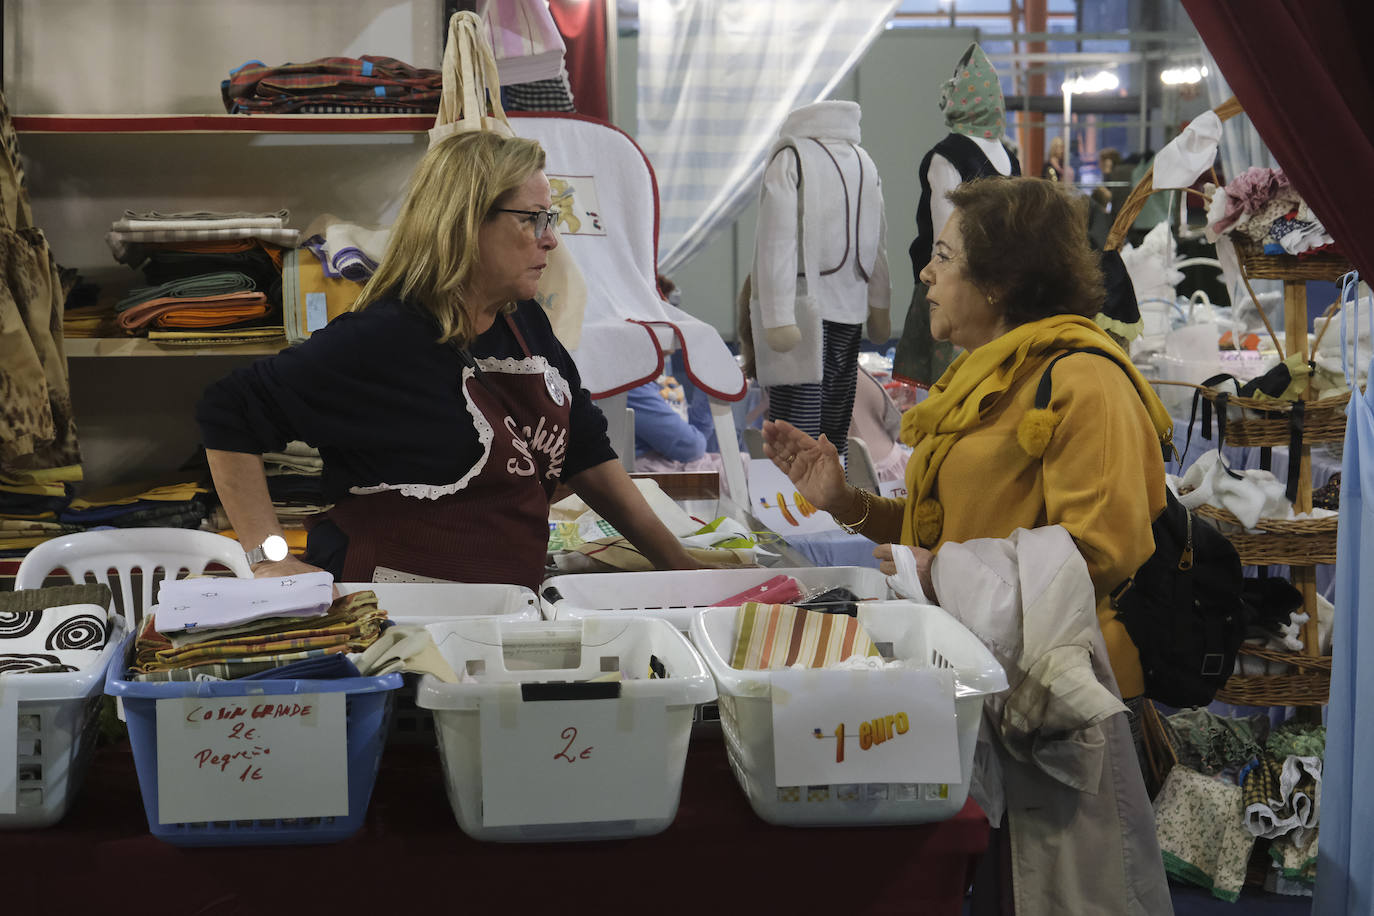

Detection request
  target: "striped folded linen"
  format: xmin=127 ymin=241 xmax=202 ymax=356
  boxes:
xmin=730 ymin=601 xmax=880 ymax=670
xmin=107 ymin=227 xmax=301 ymax=263
xmin=113 ymin=217 xmax=285 ymax=232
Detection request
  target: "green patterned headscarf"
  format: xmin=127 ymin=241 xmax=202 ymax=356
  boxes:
xmin=940 ymin=43 xmax=1006 ymax=141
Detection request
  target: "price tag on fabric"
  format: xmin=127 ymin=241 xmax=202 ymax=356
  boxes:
xmin=305 ymin=292 xmax=328 ymax=333
xmin=0 ymin=683 xmax=16 ymax=814
xmin=154 ymin=692 xmax=347 ymax=824
xmin=771 ymin=667 xmax=961 ymax=786
xmin=478 ymin=693 xmax=667 ymax=827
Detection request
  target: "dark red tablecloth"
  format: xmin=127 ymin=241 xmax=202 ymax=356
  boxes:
xmin=5 ymin=734 xmax=988 ymax=915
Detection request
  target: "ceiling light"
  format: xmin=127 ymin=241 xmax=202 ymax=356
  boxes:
xmin=1061 ymin=70 xmax=1120 ymax=95
xmin=1161 ymin=65 xmax=1209 ymax=85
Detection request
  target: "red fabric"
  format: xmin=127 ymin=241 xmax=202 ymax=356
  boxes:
xmin=4 ymin=739 xmax=989 ymax=914
xmin=1181 ymin=0 xmax=1374 ymax=279
xmin=549 ymin=0 xmax=608 ymax=121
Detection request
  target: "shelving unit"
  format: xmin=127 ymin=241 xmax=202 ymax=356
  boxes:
xmin=1209 ymin=245 xmax=1350 ymax=708
xmin=13 ymin=113 xmax=432 ymax=134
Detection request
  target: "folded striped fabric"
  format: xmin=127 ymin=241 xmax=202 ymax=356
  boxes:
xmin=730 ymin=602 xmax=880 ymax=670
xmin=113 ymin=217 xmax=284 ymax=232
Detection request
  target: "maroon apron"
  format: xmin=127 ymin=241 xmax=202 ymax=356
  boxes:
xmin=324 ymin=317 xmax=571 ymax=591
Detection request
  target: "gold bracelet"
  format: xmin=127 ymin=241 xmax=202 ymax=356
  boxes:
xmin=835 ymin=487 xmax=871 ymax=535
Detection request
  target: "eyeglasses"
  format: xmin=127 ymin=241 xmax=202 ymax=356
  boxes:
xmin=495 ymin=207 xmax=561 ymax=240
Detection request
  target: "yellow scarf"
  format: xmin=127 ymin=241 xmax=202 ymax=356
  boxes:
xmin=898 ymin=314 xmax=1173 ymax=547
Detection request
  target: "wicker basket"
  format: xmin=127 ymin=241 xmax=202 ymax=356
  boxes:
xmin=1214 ymin=645 xmax=1331 ymax=706
xmin=1233 ymin=237 xmax=1355 ymax=283
xmin=1175 ymin=386 xmax=1351 ymax=447
xmin=1192 ymin=504 xmax=1338 ymax=565
xmin=1138 ymin=697 xmax=1178 ymax=797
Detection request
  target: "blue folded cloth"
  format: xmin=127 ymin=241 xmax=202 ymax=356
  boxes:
xmin=239 ymin=653 xmax=361 ymax=681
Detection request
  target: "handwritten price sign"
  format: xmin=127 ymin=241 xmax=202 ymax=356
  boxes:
xmin=771 ymin=667 xmax=961 ymax=786
xmin=478 ymin=694 xmax=668 ymax=827
xmin=154 ymin=692 xmax=347 ymax=824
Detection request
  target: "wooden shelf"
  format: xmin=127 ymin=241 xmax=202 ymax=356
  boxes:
xmin=14 ymin=113 xmax=431 ymax=134
xmin=64 ymin=337 xmax=284 ymax=357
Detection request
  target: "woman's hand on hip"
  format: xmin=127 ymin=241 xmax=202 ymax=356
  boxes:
xmin=761 ymin=419 xmax=850 ymax=514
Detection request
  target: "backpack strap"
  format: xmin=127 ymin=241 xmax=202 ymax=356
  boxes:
xmin=1033 ymin=347 xmax=1170 ymax=461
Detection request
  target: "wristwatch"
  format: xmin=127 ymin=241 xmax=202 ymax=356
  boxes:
xmin=244 ymin=534 xmax=289 ymax=566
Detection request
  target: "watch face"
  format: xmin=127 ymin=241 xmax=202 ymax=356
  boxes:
xmin=263 ymin=535 xmax=289 ymax=562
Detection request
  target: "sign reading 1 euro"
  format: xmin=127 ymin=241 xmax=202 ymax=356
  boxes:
xmin=155 ymin=692 xmax=347 ymax=824
xmin=770 ymin=667 xmax=961 ymax=787
xmin=478 ymin=691 xmax=667 ymax=827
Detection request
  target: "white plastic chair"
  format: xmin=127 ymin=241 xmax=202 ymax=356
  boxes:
xmin=15 ymin=528 xmax=252 ymax=631
xmin=845 ymin=436 xmax=881 ymax=495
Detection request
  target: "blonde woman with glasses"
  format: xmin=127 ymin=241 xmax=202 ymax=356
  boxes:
xmin=199 ymin=131 xmax=700 ymax=587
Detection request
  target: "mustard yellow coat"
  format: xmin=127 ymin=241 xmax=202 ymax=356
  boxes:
xmin=869 ymin=351 xmax=1166 ymax=698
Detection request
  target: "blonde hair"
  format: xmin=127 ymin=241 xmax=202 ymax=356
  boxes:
xmin=352 ymin=131 xmax=547 ymax=347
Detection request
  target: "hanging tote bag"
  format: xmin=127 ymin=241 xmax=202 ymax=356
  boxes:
xmin=430 ymin=12 xmax=587 ymax=349
xmin=430 ymin=11 xmax=513 ymax=143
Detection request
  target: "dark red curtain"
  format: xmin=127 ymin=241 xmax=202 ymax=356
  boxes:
xmin=549 ymin=0 xmax=609 ymax=122
xmin=1181 ymin=1 xmax=1374 ymax=280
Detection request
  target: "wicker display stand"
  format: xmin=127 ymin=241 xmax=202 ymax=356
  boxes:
xmin=1106 ymin=96 xmax=1341 ymax=708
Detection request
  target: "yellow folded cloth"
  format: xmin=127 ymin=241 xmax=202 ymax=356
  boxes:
xmin=67 ymin=474 xmax=208 ymax=509
xmin=0 ymin=465 xmax=83 ymax=486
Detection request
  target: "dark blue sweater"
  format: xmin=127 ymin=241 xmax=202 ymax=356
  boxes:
xmin=197 ymin=297 xmax=616 ymax=501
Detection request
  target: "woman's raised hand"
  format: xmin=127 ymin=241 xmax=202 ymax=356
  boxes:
xmin=761 ymin=419 xmax=850 ymax=515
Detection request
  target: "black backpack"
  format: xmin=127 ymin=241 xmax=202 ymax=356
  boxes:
xmin=1034 ymin=348 xmax=1249 ymax=708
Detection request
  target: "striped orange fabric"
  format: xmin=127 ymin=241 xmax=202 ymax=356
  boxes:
xmin=729 ymin=602 xmax=879 ymax=670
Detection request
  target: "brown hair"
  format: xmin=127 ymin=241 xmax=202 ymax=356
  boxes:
xmin=946 ymin=176 xmax=1105 ymax=325
xmin=1098 ymin=147 xmax=1122 ymax=171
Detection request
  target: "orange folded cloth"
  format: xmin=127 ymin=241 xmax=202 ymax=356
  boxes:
xmin=117 ymin=291 xmax=270 ymax=329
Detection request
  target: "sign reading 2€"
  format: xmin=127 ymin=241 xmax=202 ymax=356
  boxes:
xmin=770 ymin=668 xmax=962 ymax=786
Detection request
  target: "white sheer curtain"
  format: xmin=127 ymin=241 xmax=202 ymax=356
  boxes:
xmin=637 ymin=0 xmax=899 ymax=276
xmin=1202 ymin=46 xmax=1280 ymax=309
xmin=1202 ymin=46 xmax=1277 ymax=184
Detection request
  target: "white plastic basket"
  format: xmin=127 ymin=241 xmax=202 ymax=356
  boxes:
xmin=415 ymin=616 xmax=716 ymax=842
xmin=1 ymin=617 xmax=127 ymax=829
xmin=540 ymin=566 xmax=891 ymax=632
xmin=335 ymin=583 xmax=540 ymax=744
xmin=689 ymin=601 xmax=1007 ymax=827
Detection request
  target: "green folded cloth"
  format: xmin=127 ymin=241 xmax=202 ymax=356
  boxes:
xmin=0 ymin=582 xmax=113 ymax=613
xmin=115 ymin=271 xmax=256 ymax=311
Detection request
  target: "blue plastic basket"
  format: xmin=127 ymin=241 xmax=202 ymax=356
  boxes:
xmin=104 ymin=635 xmax=402 ymax=847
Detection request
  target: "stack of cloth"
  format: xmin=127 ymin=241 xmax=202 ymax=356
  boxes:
xmin=221 ymin=57 xmax=441 ymax=115
xmin=133 ymin=585 xmax=388 ymax=682
xmin=0 ymin=467 xmax=80 ymax=558
xmin=0 ymin=583 xmax=114 ymax=675
xmin=58 ymin=474 xmax=209 ymax=532
xmin=1204 ymin=167 xmax=1337 ymax=256
xmin=1153 ymin=710 xmax=1328 ymax=900
xmin=207 ymin=441 xmax=330 ymax=555
xmin=106 ymin=210 xmax=296 ymax=345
